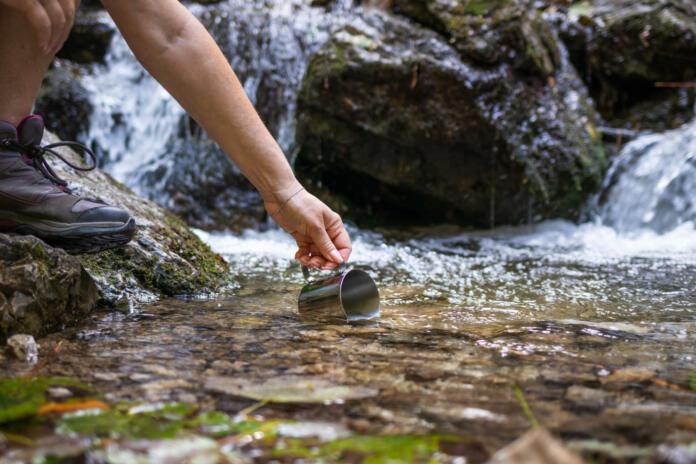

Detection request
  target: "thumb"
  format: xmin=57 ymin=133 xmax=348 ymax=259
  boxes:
xmin=309 ymin=224 xmax=344 ymax=264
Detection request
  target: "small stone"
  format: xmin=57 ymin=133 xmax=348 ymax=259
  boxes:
xmin=177 ymin=393 xmax=199 ymax=404
xmin=599 ymin=369 xmax=655 ymax=384
xmin=676 ymin=416 xmax=696 ymax=431
xmin=7 ymin=334 xmax=38 ymax=364
xmin=47 ymin=387 xmax=73 ymax=399
xmin=565 ymin=386 xmax=609 ymax=406
xmin=0 ymin=431 xmax=7 ymax=451
xmin=139 ymin=379 xmax=192 ymax=393
xmin=487 ymin=428 xmax=585 ymax=464
xmin=94 ymin=372 xmax=121 ymax=382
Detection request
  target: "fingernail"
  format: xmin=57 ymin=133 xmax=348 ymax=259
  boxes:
xmin=330 ymin=250 xmax=343 ymax=263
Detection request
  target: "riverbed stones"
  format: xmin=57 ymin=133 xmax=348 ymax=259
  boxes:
xmin=295 ymin=9 xmax=605 ymax=227
xmin=0 ymin=235 xmax=97 ymax=343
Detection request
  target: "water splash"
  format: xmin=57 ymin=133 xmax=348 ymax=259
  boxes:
xmin=195 ymin=216 xmax=696 ymax=327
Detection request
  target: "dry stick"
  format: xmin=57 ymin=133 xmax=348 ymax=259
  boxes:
xmin=24 ymin=341 xmax=63 ymax=379
xmin=2 ymin=432 xmax=34 ymax=446
xmin=236 ymin=397 xmax=273 ymax=419
xmin=655 ymin=82 xmax=696 ymax=88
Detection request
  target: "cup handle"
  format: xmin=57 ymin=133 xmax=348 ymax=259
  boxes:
xmin=301 ymin=261 xmax=347 ymax=282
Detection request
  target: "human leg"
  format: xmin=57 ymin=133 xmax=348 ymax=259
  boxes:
xmin=0 ymin=3 xmax=135 ymax=254
xmin=0 ymin=5 xmax=65 ymax=125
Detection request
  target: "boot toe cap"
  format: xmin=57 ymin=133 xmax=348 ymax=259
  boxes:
xmin=77 ymin=205 xmax=132 ymax=224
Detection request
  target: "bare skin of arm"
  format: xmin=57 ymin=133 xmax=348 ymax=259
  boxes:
xmin=98 ymin=0 xmax=351 ymax=269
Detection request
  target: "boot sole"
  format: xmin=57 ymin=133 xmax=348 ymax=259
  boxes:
xmin=7 ymin=217 xmax=136 ymax=254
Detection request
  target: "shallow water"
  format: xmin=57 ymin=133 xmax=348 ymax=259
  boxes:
xmin=10 ymin=0 xmax=695 ymax=459
xmin=4 ymin=220 xmax=695 ymax=461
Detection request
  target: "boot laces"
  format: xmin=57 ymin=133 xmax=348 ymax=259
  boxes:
xmin=0 ymin=138 xmax=97 ymax=188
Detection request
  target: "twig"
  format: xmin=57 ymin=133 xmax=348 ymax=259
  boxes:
xmin=24 ymin=341 xmax=63 ymax=379
xmin=655 ymin=82 xmax=696 ymax=88
xmin=235 ymin=397 xmax=273 ymax=420
xmin=513 ymin=384 xmax=540 ymax=429
xmin=2 ymin=432 xmax=34 ymax=446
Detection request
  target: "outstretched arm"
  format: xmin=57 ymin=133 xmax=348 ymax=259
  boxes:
xmin=100 ymin=0 xmax=350 ymax=269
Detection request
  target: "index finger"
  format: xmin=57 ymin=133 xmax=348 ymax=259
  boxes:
xmin=326 ymin=216 xmax=352 ymax=262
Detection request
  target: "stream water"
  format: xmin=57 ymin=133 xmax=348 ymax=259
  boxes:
xmin=3 ymin=1 xmax=696 ymax=462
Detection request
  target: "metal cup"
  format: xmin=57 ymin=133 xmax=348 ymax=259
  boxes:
xmin=298 ymin=262 xmax=380 ymax=323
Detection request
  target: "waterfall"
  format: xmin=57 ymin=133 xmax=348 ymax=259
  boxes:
xmin=80 ymin=0 xmax=356 ymax=200
xmin=597 ymin=118 xmax=696 ymax=234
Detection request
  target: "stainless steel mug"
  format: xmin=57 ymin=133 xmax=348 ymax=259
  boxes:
xmin=298 ymin=262 xmax=380 ymax=323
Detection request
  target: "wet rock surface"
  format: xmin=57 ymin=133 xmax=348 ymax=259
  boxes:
xmin=40 ymin=130 xmax=230 ymax=305
xmin=0 ymin=235 xmax=97 ymax=343
xmin=551 ymin=0 xmax=696 ymax=130
xmin=296 ymin=10 xmax=605 ymax=227
xmin=35 ymin=66 xmax=93 ymax=142
xmin=56 ymin=12 xmax=116 ymax=64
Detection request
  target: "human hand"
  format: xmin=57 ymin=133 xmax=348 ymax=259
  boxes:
xmin=0 ymin=0 xmax=77 ymax=55
xmin=265 ymin=186 xmax=352 ymax=270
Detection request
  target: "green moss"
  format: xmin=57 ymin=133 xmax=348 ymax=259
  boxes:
xmin=56 ymin=402 xmax=198 ymax=440
xmin=55 ymin=402 xmax=281 ymax=441
xmin=0 ymin=377 xmax=92 ymax=425
xmin=274 ymin=435 xmax=456 ymax=463
xmin=464 ymin=0 xmax=490 ymax=16
xmin=78 ymin=212 xmax=229 ymax=298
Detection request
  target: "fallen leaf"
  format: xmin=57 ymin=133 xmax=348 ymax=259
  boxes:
xmin=37 ymin=400 xmax=110 ymax=416
xmin=205 ymin=375 xmax=378 ymax=404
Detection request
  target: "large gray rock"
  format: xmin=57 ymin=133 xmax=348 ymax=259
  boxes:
xmin=295 ymin=9 xmax=606 ymax=227
xmin=0 ymin=234 xmax=97 ymax=342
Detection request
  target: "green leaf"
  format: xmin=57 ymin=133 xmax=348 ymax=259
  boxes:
xmin=189 ymin=410 xmax=282 ymax=438
xmin=690 ymin=373 xmax=696 ymax=392
xmin=0 ymin=377 xmax=91 ymax=425
xmin=58 ymin=409 xmax=176 ymax=440
xmin=274 ymin=435 xmax=449 ymax=463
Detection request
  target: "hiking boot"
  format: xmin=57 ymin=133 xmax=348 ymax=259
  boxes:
xmin=0 ymin=115 xmax=135 ymax=254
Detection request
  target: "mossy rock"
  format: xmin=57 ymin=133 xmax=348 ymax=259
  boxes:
xmin=554 ymin=0 xmax=696 ymax=127
xmin=295 ymin=12 xmax=605 ymax=227
xmin=392 ymin=0 xmax=561 ymax=77
xmin=40 ymin=131 xmax=231 ymax=304
xmin=0 ymin=235 xmax=97 ymax=342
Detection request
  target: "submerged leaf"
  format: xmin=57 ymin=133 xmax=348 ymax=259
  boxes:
xmin=56 ymin=402 xmax=196 ymax=440
xmin=205 ymin=375 xmax=378 ymax=404
xmin=273 ymin=435 xmax=447 ymax=463
xmin=0 ymin=377 xmax=92 ymax=425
